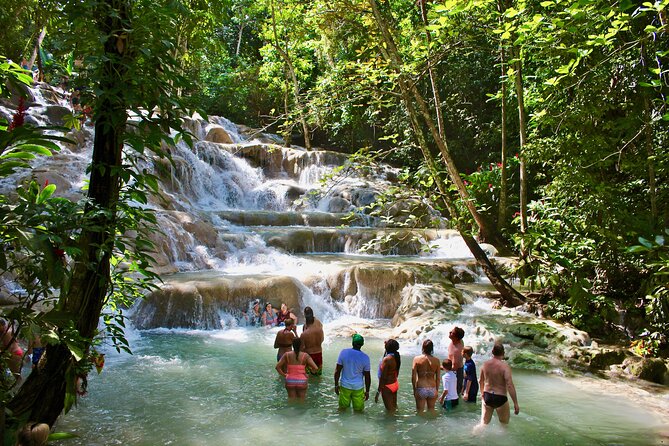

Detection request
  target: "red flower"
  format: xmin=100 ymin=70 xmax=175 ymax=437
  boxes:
xmin=44 ymin=179 xmax=49 ymax=187
xmin=488 ymin=183 xmax=493 ymax=189
xmin=497 ymin=162 xmax=502 ymax=168
xmin=8 ymin=97 xmax=26 ymax=131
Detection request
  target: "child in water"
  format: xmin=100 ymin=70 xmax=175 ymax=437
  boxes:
xmin=462 ymin=346 xmax=479 ymax=403
xmin=439 ymin=359 xmax=459 ymax=410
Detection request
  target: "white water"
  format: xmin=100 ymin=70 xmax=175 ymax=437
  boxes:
xmin=6 ymin=84 xmax=669 ymax=444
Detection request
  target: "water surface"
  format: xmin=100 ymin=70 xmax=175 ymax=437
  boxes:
xmin=55 ymin=329 xmax=666 ymax=445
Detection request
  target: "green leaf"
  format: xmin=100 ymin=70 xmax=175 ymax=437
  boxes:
xmin=37 ymin=184 xmax=57 ymax=203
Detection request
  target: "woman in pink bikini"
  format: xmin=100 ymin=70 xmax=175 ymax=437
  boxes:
xmin=1 ymin=319 xmax=24 ymax=383
xmin=375 ymin=339 xmax=401 ymax=414
xmin=411 ymin=339 xmax=441 ymax=415
xmin=275 ymin=338 xmax=318 ymax=401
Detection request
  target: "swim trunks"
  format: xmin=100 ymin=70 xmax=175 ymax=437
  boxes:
xmin=307 ymin=352 xmax=323 ymax=376
xmin=32 ymin=347 xmax=45 ymax=365
xmin=338 ymin=387 xmax=365 ymax=411
xmin=483 ymin=391 xmax=508 ymax=408
xmin=285 ymin=364 xmax=308 ymax=389
xmin=442 ymin=398 xmax=459 ymax=410
xmin=415 ymin=387 xmax=437 ymax=399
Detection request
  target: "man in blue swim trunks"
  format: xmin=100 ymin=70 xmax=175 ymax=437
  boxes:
xmin=478 ymin=343 xmax=520 ymax=427
xmin=334 ymin=333 xmax=371 ymax=412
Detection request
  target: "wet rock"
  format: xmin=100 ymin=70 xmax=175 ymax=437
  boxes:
xmin=44 ymin=105 xmax=71 ymax=126
xmin=587 ymin=348 xmax=628 ymax=371
xmin=205 ymin=127 xmax=233 ymax=144
xmin=132 ymin=275 xmax=303 ymax=329
xmin=623 ymin=357 xmax=669 ymax=384
xmin=508 ymin=350 xmax=552 ymax=370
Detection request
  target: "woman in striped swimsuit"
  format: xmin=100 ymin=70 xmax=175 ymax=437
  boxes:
xmin=276 ymin=338 xmax=318 ymax=401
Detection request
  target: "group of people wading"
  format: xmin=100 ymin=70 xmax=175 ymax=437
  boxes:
xmin=270 ymin=307 xmax=520 ymax=428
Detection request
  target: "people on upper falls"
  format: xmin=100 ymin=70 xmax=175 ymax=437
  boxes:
xmin=276 ymin=302 xmax=298 ymax=326
xmin=242 ymin=299 xmax=263 ymax=326
xmin=262 ymin=302 xmax=278 ymax=327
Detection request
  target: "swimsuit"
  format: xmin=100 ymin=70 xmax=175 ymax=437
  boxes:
xmin=378 ymin=354 xmax=399 ymax=393
xmin=12 ymin=347 xmax=24 ymax=357
xmin=307 ymin=352 xmax=323 ymax=376
xmin=276 ymin=310 xmax=290 ymax=325
xmin=385 ymin=380 xmax=399 ymax=393
xmin=483 ymin=391 xmax=508 ymax=408
xmin=285 ymin=364 xmax=308 ymax=388
xmin=32 ymin=347 xmax=45 ymax=365
xmin=264 ymin=311 xmax=278 ymax=326
xmin=415 ymin=387 xmax=437 ymax=399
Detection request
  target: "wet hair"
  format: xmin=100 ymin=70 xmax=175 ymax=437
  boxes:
xmin=422 ymin=339 xmax=434 ymax=355
xmin=304 ymin=306 xmax=314 ymax=325
xmin=463 ymin=346 xmax=474 ymax=357
xmin=452 ymin=327 xmax=465 ymax=340
xmin=442 ymin=359 xmax=453 ymax=371
xmin=284 ymin=318 xmax=294 ymax=327
xmin=385 ymin=339 xmax=401 ymax=373
xmin=292 ymin=337 xmax=302 ymax=356
xmin=265 ymin=302 xmax=272 ymax=308
xmin=492 ymin=343 xmax=505 ymax=357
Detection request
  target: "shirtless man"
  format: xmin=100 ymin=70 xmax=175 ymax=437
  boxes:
xmin=478 ymin=343 xmax=520 ymax=426
xmin=447 ymin=326 xmax=465 ymax=395
xmin=300 ymin=307 xmax=324 ymax=376
xmin=274 ymin=318 xmax=297 ymax=362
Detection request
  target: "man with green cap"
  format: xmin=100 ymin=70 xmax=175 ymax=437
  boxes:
xmin=334 ymin=333 xmax=371 ymax=412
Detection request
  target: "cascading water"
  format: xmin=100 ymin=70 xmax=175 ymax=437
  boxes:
xmin=4 ymin=83 xmax=668 ymax=445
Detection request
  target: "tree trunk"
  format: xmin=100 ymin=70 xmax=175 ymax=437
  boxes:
xmin=8 ymin=0 xmax=131 ymax=427
xmin=368 ymin=0 xmax=509 ymax=253
xmin=418 ymin=0 xmax=445 ymax=138
xmin=28 ymin=26 xmax=46 ymax=69
xmin=497 ymin=43 xmax=509 ymax=229
xmin=369 ymin=0 xmax=524 ymax=306
xmin=269 ymin=0 xmax=311 ymax=150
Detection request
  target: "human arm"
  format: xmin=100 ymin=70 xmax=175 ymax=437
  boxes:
xmin=505 ymin=367 xmax=520 ymax=415
xmin=411 ymin=358 xmax=418 ymax=393
xmin=364 ymin=370 xmax=371 ymax=401
xmin=334 ymin=363 xmax=343 ymax=395
xmin=479 ymin=365 xmax=486 ymax=394
xmin=276 ymin=355 xmax=287 ymax=377
xmin=273 ymin=332 xmax=280 ymax=349
xmin=463 ymin=380 xmax=471 ymax=401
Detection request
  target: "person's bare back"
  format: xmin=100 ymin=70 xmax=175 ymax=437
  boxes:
xmin=300 ymin=318 xmax=324 ymax=354
xmin=478 ymin=343 xmax=519 ymax=426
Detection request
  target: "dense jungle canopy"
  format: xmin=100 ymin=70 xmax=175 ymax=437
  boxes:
xmin=0 ymin=0 xmax=668 ymax=440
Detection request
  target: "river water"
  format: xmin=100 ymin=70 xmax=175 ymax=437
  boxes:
xmin=55 ymin=324 xmax=666 ymax=446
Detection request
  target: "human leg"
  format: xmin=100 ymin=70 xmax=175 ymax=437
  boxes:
xmin=380 ymin=387 xmax=396 ymax=413
xmin=481 ymin=401 xmax=494 ymax=425
xmin=338 ymin=386 xmax=353 ymax=410
xmin=497 ymin=401 xmax=511 ymax=424
xmin=350 ymin=388 xmax=365 ymax=412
